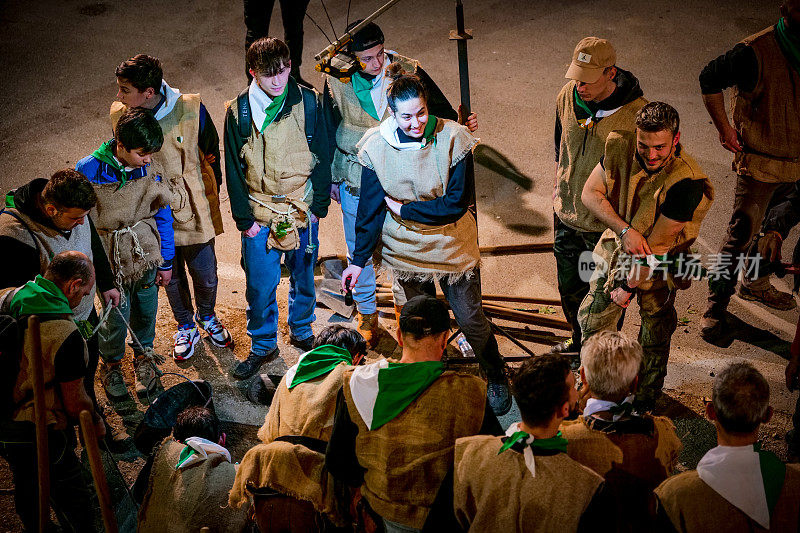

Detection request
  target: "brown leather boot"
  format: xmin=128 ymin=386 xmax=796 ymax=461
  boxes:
xmin=356 ymin=312 xmax=380 ymax=348
xmin=737 ymin=283 xmax=797 ymax=310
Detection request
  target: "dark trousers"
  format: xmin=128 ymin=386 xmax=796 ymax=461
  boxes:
xmin=164 ymin=239 xmax=219 ymax=327
xmin=707 ymin=173 xmax=792 ymax=314
xmin=553 ymin=215 xmax=603 ymax=349
xmin=244 ymin=0 xmax=311 ymax=78
xmin=394 ymin=271 xmax=505 ymax=380
xmin=0 ymin=426 xmax=95 ymax=532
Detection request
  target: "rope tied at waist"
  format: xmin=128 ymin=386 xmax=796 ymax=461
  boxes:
xmin=111 ymin=220 xmax=148 ymax=289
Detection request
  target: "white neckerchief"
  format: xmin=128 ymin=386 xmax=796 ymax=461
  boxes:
xmin=583 ymin=394 xmax=634 ymax=422
xmin=367 ymin=50 xmax=394 ymax=119
xmin=379 ymin=115 xmax=432 ymax=151
xmin=696 ymin=445 xmax=770 ymax=528
xmin=505 ymin=422 xmax=539 ymax=477
xmin=349 ymin=359 xmax=390 ymax=430
xmin=177 ymin=437 xmax=232 ymax=470
xmin=248 ymin=78 xmax=286 ymax=132
xmin=582 ymin=105 xmax=623 ymax=129
xmin=154 ymin=80 xmax=181 ymax=121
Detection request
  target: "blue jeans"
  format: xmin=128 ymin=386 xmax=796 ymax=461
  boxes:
xmin=340 ymin=183 xmax=377 ymax=315
xmin=99 ymin=267 xmax=158 ymax=363
xmin=165 ymin=239 xmax=219 ymax=327
xmin=241 ymin=223 xmax=318 ymax=355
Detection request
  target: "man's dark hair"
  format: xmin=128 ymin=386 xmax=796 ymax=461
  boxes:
xmin=399 ymin=295 xmax=450 ymax=340
xmin=712 ymin=362 xmax=770 ymax=434
xmin=41 ymin=169 xmax=98 ymax=211
xmin=115 ymin=107 xmax=164 ymax=154
xmin=636 ymin=101 xmax=680 ymax=136
xmin=386 ymin=63 xmax=428 ymax=113
xmin=246 ymin=37 xmax=290 ymax=77
xmin=313 ymin=325 xmax=367 ymax=357
xmin=115 ymin=54 xmax=162 ymax=93
xmin=174 ymin=406 xmax=220 ymax=443
xmin=347 ymin=20 xmax=384 ymax=52
xmin=513 ymin=354 xmax=572 ymax=427
xmin=45 ymin=251 xmax=94 ymax=287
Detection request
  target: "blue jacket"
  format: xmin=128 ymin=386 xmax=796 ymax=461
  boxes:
xmin=76 ymin=149 xmax=175 ymax=269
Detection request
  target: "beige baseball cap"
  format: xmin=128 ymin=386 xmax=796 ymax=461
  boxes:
xmin=565 ymin=37 xmax=616 ymax=83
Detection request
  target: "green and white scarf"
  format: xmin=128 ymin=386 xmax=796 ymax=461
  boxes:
xmin=775 ymin=17 xmax=800 ymax=77
xmin=352 ymin=71 xmax=380 ymax=120
xmin=284 ymin=345 xmax=353 ymax=389
xmin=498 ymin=422 xmax=569 ymax=477
xmin=349 ymin=359 xmax=444 ymax=430
xmin=175 ymin=437 xmax=231 ymax=470
xmin=379 ymin=114 xmax=439 ymax=150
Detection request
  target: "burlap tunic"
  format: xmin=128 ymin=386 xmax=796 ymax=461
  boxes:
xmin=732 ymin=26 xmax=800 ymax=183
xmin=554 ymin=80 xmax=646 ymax=233
xmin=229 ymin=365 xmax=349 ymax=524
xmin=326 ymin=53 xmax=419 ymax=190
xmin=655 ymin=464 xmax=800 ymax=533
xmin=90 ymin=176 xmax=172 ymax=286
xmin=453 ymin=435 xmax=603 ymax=532
xmin=593 ymin=132 xmax=714 ymax=291
xmin=342 ymin=369 xmax=486 ymax=529
xmin=138 ymin=437 xmax=248 ymax=533
xmin=357 ymin=118 xmax=480 ymax=282
xmin=111 ymin=95 xmax=224 ymax=246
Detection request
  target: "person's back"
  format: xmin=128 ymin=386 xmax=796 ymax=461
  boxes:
xmin=453 ymin=354 xmax=605 ymax=533
xmin=655 ymin=362 xmax=799 ymax=532
xmin=138 ymin=407 xmax=248 ymax=533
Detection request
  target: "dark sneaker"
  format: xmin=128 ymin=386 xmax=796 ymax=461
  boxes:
xmin=487 ymin=377 xmax=512 ymax=416
xmin=290 ymin=334 xmax=315 ymax=352
xmin=245 ymin=374 xmax=279 ymax=405
xmin=102 ymin=364 xmax=129 ymax=400
xmin=738 ymin=284 xmax=797 ymax=310
xmin=549 ymin=338 xmax=574 ymax=353
xmin=195 ymin=313 xmax=234 ymax=348
xmin=232 ymin=347 xmax=280 ymax=380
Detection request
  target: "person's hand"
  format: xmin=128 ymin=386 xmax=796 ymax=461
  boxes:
xmin=458 ymin=105 xmax=478 ymax=132
xmin=384 ymin=197 xmax=403 ymax=217
xmin=101 ymin=288 xmax=121 ymax=308
xmin=341 ymin=265 xmax=363 ymax=292
xmin=757 ymin=231 xmax=783 ymax=263
xmin=330 ymin=184 xmax=341 ymax=203
xmin=620 ymin=227 xmax=651 ymax=257
xmin=718 ymin=124 xmax=743 ymax=153
xmin=610 ymin=287 xmax=634 ymax=308
xmin=309 ymin=213 xmax=319 ymax=224
xmin=155 ymin=269 xmax=172 ymax=287
xmin=243 ymin=221 xmax=261 ymax=238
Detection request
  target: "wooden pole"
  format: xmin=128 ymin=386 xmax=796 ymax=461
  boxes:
xmin=481 ymin=293 xmax=561 ymax=306
xmin=28 ymin=316 xmax=49 ymax=533
xmin=79 ymin=410 xmax=118 ymax=533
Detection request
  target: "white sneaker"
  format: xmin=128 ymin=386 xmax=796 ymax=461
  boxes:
xmin=172 ymin=325 xmax=200 ymax=361
xmin=195 ymin=313 xmax=233 ymax=348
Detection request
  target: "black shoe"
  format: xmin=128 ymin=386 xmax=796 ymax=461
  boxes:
xmin=232 ymin=347 xmax=280 ymax=380
xmin=290 ymin=334 xmax=315 ymax=352
xmin=245 ymin=374 xmax=279 ymax=405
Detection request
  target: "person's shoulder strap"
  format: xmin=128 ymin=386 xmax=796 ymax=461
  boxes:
xmin=300 ymin=85 xmax=317 ymax=147
xmin=236 ymin=87 xmax=251 ymax=140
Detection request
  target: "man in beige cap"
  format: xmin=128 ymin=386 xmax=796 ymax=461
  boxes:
xmin=552 ymin=37 xmax=647 ymax=356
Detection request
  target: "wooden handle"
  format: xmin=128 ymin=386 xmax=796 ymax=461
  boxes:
xmin=79 ymin=410 xmax=118 ymax=533
xmin=29 ymin=316 xmax=49 ymax=533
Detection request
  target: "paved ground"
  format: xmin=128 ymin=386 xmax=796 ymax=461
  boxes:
xmin=0 ymin=0 xmax=798 ymax=528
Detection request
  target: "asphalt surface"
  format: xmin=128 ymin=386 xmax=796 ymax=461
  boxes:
xmin=0 ymin=0 xmax=797 ymax=465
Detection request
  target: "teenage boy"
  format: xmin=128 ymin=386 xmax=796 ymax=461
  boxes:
xmin=112 ymin=54 xmax=231 ymax=360
xmin=453 ymin=354 xmax=607 ymax=533
xmin=76 ymin=107 xmax=174 ymax=400
xmin=224 ymin=37 xmax=331 ymax=380
xmin=323 ymin=21 xmax=475 ymax=346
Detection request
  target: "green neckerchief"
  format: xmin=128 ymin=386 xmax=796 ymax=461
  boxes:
xmin=498 ymin=430 xmax=568 ymax=455
xmin=288 ymin=345 xmax=353 ymax=389
xmin=352 ymin=71 xmax=380 ymax=120
xmin=90 ymin=139 xmax=129 ymax=188
xmin=261 ymin=84 xmax=289 ymax=132
xmin=755 ymin=442 xmax=787 ymax=518
xmin=573 ymin=86 xmax=596 ymax=125
xmin=5 ymin=191 xmax=16 ymax=208
xmin=371 ymin=360 xmax=444 ymax=429
xmin=421 ymin=115 xmax=438 ymax=146
xmin=176 ymin=445 xmax=198 ymax=469
xmin=775 ymin=18 xmax=800 ymax=76
xmin=9 ymin=275 xmax=72 ymax=318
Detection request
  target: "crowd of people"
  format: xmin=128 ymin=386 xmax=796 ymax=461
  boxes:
xmin=0 ymin=0 xmax=799 ymax=531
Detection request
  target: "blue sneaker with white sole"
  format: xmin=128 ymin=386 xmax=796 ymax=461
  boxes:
xmin=172 ymin=324 xmax=201 ymax=361
xmin=196 ymin=313 xmax=234 ymax=348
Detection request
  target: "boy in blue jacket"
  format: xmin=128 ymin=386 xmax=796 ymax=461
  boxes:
xmin=76 ymin=107 xmax=174 ymax=400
